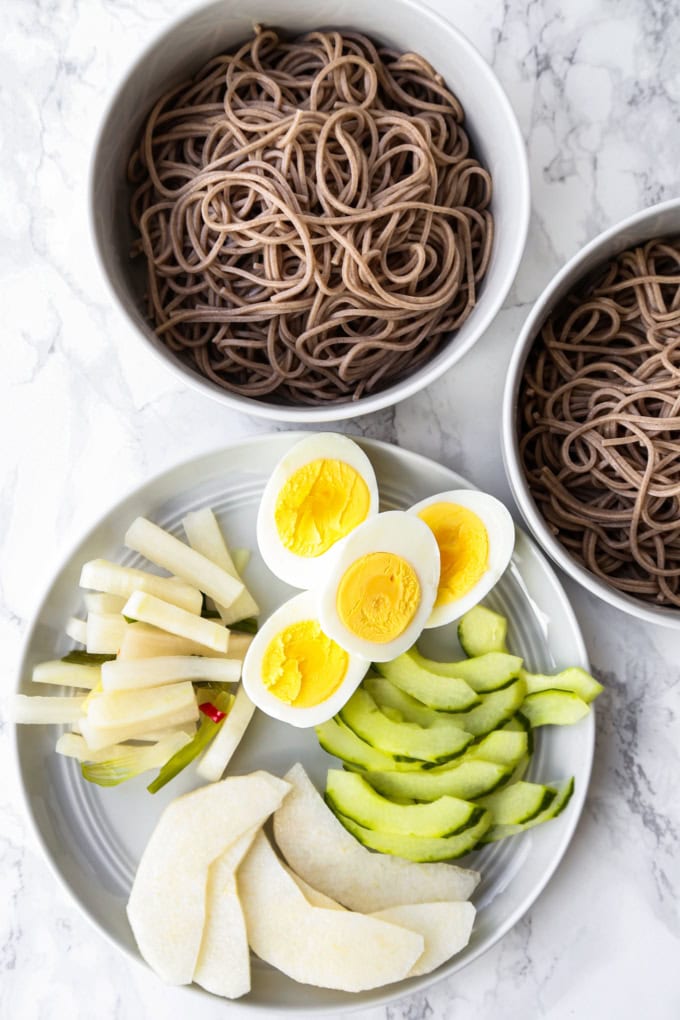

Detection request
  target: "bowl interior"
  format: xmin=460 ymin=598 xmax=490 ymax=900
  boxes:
xmin=90 ymin=0 xmax=529 ymax=420
xmin=503 ymin=198 xmax=680 ymax=628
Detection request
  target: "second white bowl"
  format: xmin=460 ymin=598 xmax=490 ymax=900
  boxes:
xmin=502 ymin=198 xmax=680 ymax=629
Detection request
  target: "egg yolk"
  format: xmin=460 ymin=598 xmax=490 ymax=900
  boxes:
xmin=261 ymin=620 xmax=349 ymax=707
xmin=336 ymin=552 xmax=421 ymax=644
xmin=274 ymin=458 xmax=370 ymax=558
xmin=418 ymin=502 xmax=488 ymax=606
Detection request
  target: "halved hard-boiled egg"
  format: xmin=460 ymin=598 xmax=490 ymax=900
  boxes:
xmin=241 ymin=590 xmax=369 ymax=728
xmin=257 ymin=434 xmax=379 ymax=589
xmin=408 ymin=490 xmax=515 ymax=628
xmin=318 ymin=511 xmax=441 ymax=662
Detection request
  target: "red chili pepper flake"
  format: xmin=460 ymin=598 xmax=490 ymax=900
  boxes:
xmin=199 ymin=702 xmax=227 ymax=724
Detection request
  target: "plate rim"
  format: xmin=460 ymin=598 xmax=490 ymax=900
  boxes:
xmin=11 ymin=433 xmax=594 ymax=1012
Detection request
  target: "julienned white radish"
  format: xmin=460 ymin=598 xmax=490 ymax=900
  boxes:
xmin=232 ymin=549 xmax=250 ymax=576
xmin=10 ymin=695 xmax=87 ymax=725
xmin=223 ymin=632 xmax=252 ymax=660
xmin=32 ymin=660 xmax=100 ymax=689
xmin=130 ymin=722 xmax=198 ymax=742
xmin=76 ymin=717 xmax=198 ymax=749
xmin=84 ymin=592 xmax=127 ymax=614
xmin=85 ymin=680 xmax=198 ymax=727
xmin=196 ymin=685 xmax=256 ymax=782
xmin=101 ymin=656 xmax=241 ymax=691
xmin=87 ymin=612 xmax=127 ymax=654
xmin=182 ymin=509 xmax=238 ymax=574
xmin=116 ymin=623 xmax=252 ymax=661
xmin=55 ymin=730 xmax=191 ymax=766
xmin=65 ymin=617 xmax=87 ymax=644
xmin=122 ymin=592 xmax=230 ymax=653
xmin=80 ymin=707 xmax=199 ymax=751
xmin=80 ymin=559 xmax=202 ymax=615
xmin=84 ymin=680 xmax=198 ymax=737
xmin=125 ymin=517 xmax=244 ymax=609
xmin=182 ymin=509 xmax=259 ymax=625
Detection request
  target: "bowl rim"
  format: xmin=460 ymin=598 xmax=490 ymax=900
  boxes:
xmin=87 ymin=0 xmax=530 ymax=424
xmin=501 ymin=196 xmax=680 ymax=629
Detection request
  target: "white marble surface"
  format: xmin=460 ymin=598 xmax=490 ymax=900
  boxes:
xmin=2 ymin=0 xmax=680 ymax=1017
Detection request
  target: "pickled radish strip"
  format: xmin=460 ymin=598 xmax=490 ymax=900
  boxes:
xmin=125 ymin=517 xmax=243 ymax=609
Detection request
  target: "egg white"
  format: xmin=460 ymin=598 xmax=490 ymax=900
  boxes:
xmin=318 ymin=511 xmax=441 ymax=662
xmin=256 ymin=433 xmax=379 ymax=589
xmin=409 ymin=489 xmax=516 ymax=628
xmin=241 ymin=590 xmax=369 ymax=728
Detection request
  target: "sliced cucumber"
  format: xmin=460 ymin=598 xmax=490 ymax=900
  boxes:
xmin=502 ymin=713 xmax=534 ymax=754
xmin=364 ymin=675 xmax=444 ymax=728
xmin=465 ymin=728 xmax=529 ymax=767
xmin=325 ymin=770 xmax=483 ymax=838
xmin=317 ymin=718 xmax=457 ymax=773
xmin=410 ymin=647 xmax=522 ymax=694
xmin=521 ymin=690 xmax=590 ymax=728
xmin=520 ymin=667 xmax=602 ymax=703
xmin=401 ymin=728 xmax=529 ymax=776
xmin=375 ymin=652 xmax=480 ymax=711
xmin=480 ymin=778 xmax=575 ymax=842
xmin=457 ymin=606 xmax=508 ymax=656
xmin=336 ymin=808 xmax=492 ymax=861
xmin=316 ymin=717 xmax=396 ymax=771
xmin=364 ymin=760 xmax=513 ymax=803
xmin=339 ymin=689 xmax=473 ymax=764
xmin=477 ymin=780 xmax=557 ymax=825
xmin=508 ymin=754 xmax=531 ymax=784
xmin=442 ymin=678 xmax=527 ymax=738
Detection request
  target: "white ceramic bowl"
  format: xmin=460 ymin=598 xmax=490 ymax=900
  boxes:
xmin=502 ymin=198 xmax=680 ymax=629
xmin=89 ymin=0 xmax=529 ymax=423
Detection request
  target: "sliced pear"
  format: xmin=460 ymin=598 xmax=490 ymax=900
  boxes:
xmin=273 ymin=764 xmax=479 ymax=912
xmin=288 ymin=872 xmax=476 ymax=978
xmin=286 ymin=867 xmax=345 ymax=910
xmin=193 ymin=828 xmax=258 ymax=999
xmin=127 ymin=771 xmax=289 ymax=985
xmin=372 ymin=902 xmax=476 ymax=977
xmin=238 ymin=830 xmax=423 ymax=992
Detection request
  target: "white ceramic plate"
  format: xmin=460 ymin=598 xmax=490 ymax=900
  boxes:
xmin=13 ymin=435 xmax=594 ymax=1013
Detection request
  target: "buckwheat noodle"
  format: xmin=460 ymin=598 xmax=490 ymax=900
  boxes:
xmin=128 ymin=27 xmax=493 ymax=405
xmin=519 ymin=237 xmax=680 ymax=607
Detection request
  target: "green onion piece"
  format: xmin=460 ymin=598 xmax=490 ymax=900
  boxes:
xmin=230 ymin=617 xmax=258 ymax=634
xmin=147 ymin=690 xmax=234 ymax=794
xmin=62 ymin=651 xmax=116 ymax=665
xmin=82 ymin=753 xmax=147 ymax=787
xmin=81 ymin=735 xmax=189 ymax=787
